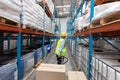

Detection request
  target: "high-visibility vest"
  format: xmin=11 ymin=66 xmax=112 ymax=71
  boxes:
xmin=55 ymin=38 xmax=66 ymax=57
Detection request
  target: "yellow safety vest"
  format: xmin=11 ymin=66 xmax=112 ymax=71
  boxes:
xmin=55 ymin=38 xmax=66 ymax=57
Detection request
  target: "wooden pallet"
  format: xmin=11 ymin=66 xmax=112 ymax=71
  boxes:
xmin=0 ymin=17 xmax=18 ymax=26
xmin=95 ymin=0 xmax=120 ymax=5
xmin=24 ymin=26 xmax=36 ymax=31
xmin=0 ymin=17 xmax=38 ymax=31
xmin=91 ymin=11 xmax=120 ymax=28
xmin=81 ymin=26 xmax=90 ymax=32
xmin=34 ymin=60 xmax=42 ymax=68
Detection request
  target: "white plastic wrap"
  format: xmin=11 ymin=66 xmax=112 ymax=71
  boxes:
xmin=45 ymin=0 xmax=54 ymax=14
xmin=0 ymin=0 xmax=54 ymax=33
xmin=74 ymin=16 xmax=84 ymax=31
xmin=74 ymin=2 xmax=90 ymax=31
xmin=93 ymin=1 xmax=120 ymax=21
xmin=22 ymin=0 xmax=44 ymax=30
xmin=74 ymin=1 xmax=120 ymax=31
xmin=0 ymin=0 xmax=21 ymax=23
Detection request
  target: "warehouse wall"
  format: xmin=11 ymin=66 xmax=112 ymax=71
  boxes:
xmin=60 ymin=18 xmax=67 ymax=32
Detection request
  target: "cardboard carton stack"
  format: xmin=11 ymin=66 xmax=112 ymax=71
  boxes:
xmin=68 ymin=71 xmax=87 ymax=80
xmin=36 ymin=63 xmax=65 ymax=80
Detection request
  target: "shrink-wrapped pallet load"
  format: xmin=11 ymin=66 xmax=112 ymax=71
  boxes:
xmin=0 ymin=63 xmax=18 ymax=80
xmin=44 ymin=0 xmax=54 ymax=14
xmin=0 ymin=0 xmax=55 ymax=33
xmin=0 ymin=0 xmax=21 ymax=23
xmin=22 ymin=0 xmax=44 ymax=30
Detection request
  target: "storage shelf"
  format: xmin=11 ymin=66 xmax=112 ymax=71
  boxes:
xmin=94 ymin=0 xmax=117 ymax=5
xmin=74 ymin=20 xmax=120 ymax=37
xmin=0 ymin=24 xmax=54 ymax=36
xmin=38 ymin=0 xmax=54 ymax=19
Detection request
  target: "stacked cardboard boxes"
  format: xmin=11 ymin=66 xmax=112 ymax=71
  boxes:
xmin=68 ymin=71 xmax=87 ymax=80
xmin=36 ymin=63 xmax=65 ymax=80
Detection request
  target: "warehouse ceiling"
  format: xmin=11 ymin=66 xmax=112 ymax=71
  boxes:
xmin=53 ymin=0 xmax=71 ymax=18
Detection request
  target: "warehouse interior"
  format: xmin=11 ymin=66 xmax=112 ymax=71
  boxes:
xmin=0 ymin=0 xmax=120 ymax=80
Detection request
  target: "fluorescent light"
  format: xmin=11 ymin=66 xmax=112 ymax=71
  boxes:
xmin=56 ymin=5 xmax=71 ymax=8
xmin=58 ymin=12 xmax=69 ymax=15
xmin=63 ymin=8 xmax=67 ymax=11
xmin=58 ymin=12 xmax=63 ymax=15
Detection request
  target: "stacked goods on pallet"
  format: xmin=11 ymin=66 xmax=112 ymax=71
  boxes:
xmin=44 ymin=0 xmax=54 ymax=14
xmin=34 ymin=48 xmax=42 ymax=65
xmin=0 ymin=0 xmax=21 ymax=23
xmin=91 ymin=53 xmax=120 ymax=80
xmin=45 ymin=14 xmax=51 ymax=33
xmin=74 ymin=17 xmax=84 ymax=31
xmin=76 ymin=44 xmax=84 ymax=70
xmin=44 ymin=45 xmax=48 ymax=57
xmin=91 ymin=1 xmax=120 ymax=28
xmin=74 ymin=1 xmax=120 ymax=31
xmin=20 ymin=52 xmax=34 ymax=79
xmin=0 ymin=0 xmax=55 ymax=33
xmin=37 ymin=48 xmax=42 ymax=59
xmin=74 ymin=1 xmax=90 ymax=31
xmin=80 ymin=45 xmax=110 ymax=77
xmin=52 ymin=21 xmax=55 ymax=34
xmin=80 ymin=46 xmax=89 ymax=77
xmin=79 ymin=45 xmax=120 ymax=80
xmin=94 ymin=0 xmax=120 ymax=7
xmin=0 ymin=63 xmax=17 ymax=80
xmin=22 ymin=0 xmax=44 ymax=30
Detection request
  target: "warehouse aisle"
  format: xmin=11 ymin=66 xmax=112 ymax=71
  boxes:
xmin=43 ymin=45 xmax=77 ymax=71
xmin=25 ymin=44 xmax=78 ymax=80
xmin=43 ymin=45 xmax=78 ymax=80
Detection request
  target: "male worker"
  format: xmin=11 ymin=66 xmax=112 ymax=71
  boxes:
xmin=55 ymin=32 xmax=67 ymax=64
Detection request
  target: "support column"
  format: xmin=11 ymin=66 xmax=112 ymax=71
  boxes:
xmin=30 ymin=35 xmax=32 ymax=46
xmin=88 ymin=35 xmax=93 ymax=80
xmin=42 ymin=36 xmax=45 ymax=59
xmin=0 ymin=32 xmax=3 ymax=54
xmin=88 ymin=0 xmax=94 ymax=79
xmin=27 ymin=35 xmax=29 ymax=46
xmin=17 ymin=33 xmax=21 ymax=80
xmin=7 ymin=34 xmax=11 ymax=52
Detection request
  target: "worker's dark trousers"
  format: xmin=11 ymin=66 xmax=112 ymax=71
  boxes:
xmin=56 ymin=55 xmax=64 ymax=64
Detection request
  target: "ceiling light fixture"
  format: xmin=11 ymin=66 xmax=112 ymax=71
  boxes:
xmin=56 ymin=5 xmax=71 ymax=8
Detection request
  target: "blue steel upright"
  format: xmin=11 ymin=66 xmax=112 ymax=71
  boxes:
xmin=21 ymin=34 xmax=23 ymax=49
xmin=42 ymin=36 xmax=45 ymax=59
xmin=30 ymin=35 xmax=32 ymax=46
xmin=17 ymin=33 xmax=21 ymax=80
xmin=42 ymin=5 xmax=45 ymax=59
xmin=50 ymin=17 xmax=52 ymax=45
xmin=7 ymin=34 xmax=11 ymax=51
xmin=88 ymin=0 xmax=94 ymax=80
xmin=88 ymin=35 xmax=93 ymax=80
xmin=27 ymin=35 xmax=29 ymax=46
xmin=17 ymin=0 xmax=23 ymax=79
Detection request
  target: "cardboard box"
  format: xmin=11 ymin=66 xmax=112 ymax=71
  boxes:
xmin=36 ymin=63 xmax=65 ymax=80
xmin=68 ymin=71 xmax=87 ymax=80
